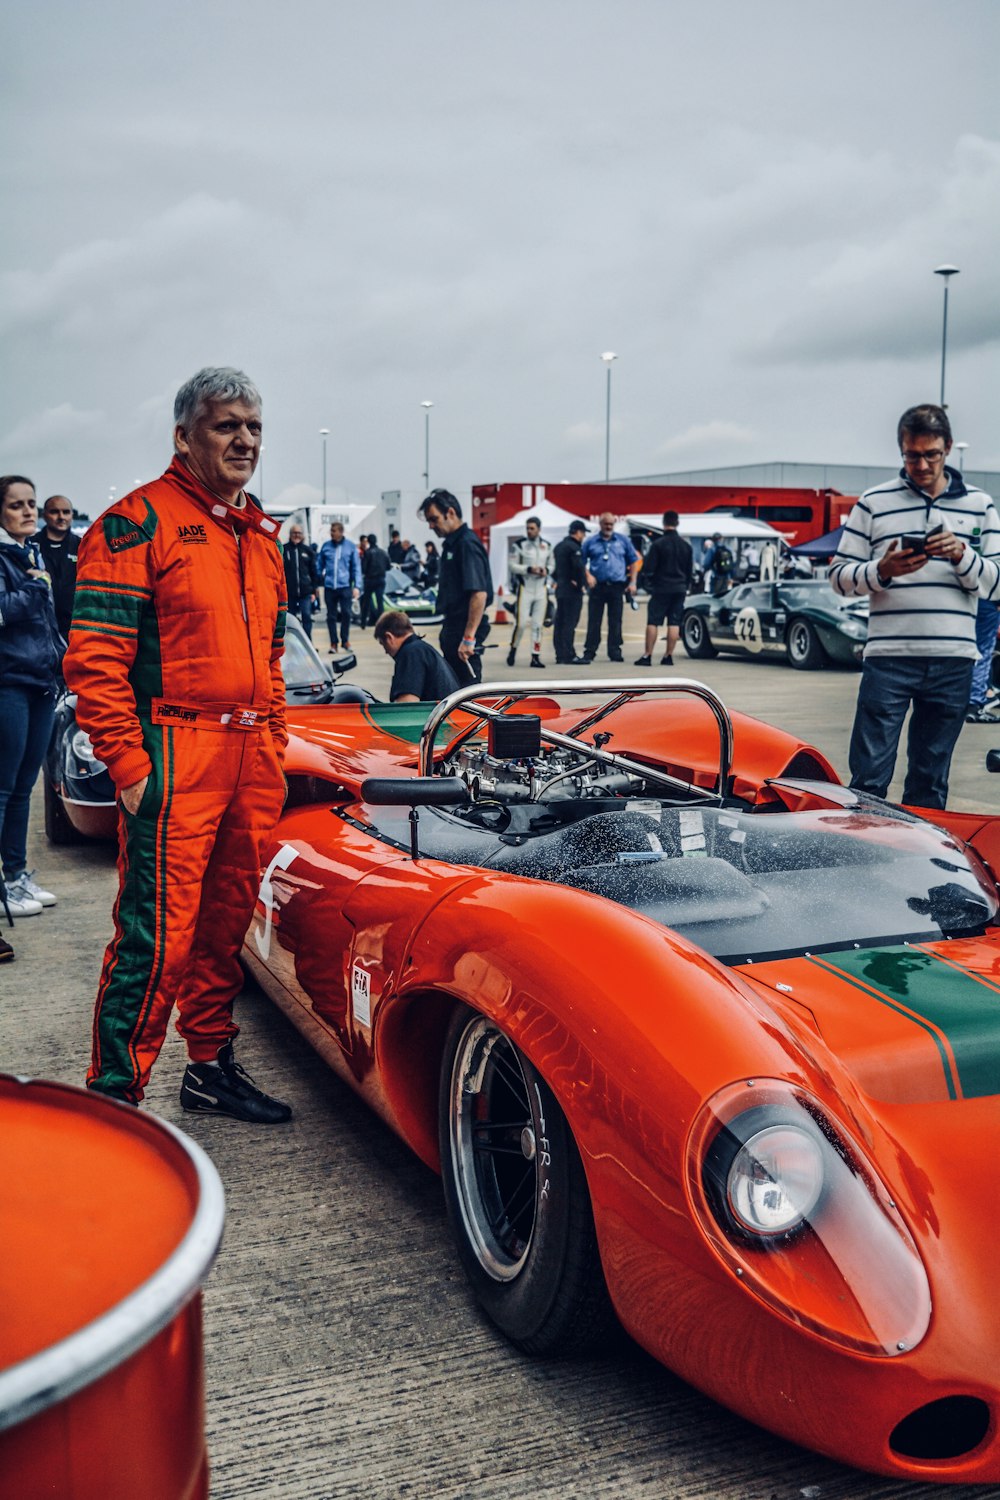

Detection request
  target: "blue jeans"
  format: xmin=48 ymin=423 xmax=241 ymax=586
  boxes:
xmin=848 ymin=655 xmax=972 ymax=809
xmin=0 ymin=684 xmax=56 ymax=880
xmin=290 ymin=595 xmax=316 ymax=639
xmin=970 ymin=600 xmax=999 ymax=707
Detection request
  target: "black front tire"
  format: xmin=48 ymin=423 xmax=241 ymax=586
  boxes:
xmin=438 ymin=1006 xmax=614 ymax=1355
xmin=786 ymin=616 xmax=826 ymax=670
xmin=682 ymin=611 xmax=716 ymax=659
xmin=43 ymin=774 xmax=84 ymax=845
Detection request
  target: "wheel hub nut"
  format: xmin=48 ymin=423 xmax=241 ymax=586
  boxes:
xmin=520 ymin=1126 xmax=536 ymax=1160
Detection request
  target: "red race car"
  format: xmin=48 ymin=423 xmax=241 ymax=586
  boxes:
xmin=243 ymin=675 xmax=1000 ymax=1484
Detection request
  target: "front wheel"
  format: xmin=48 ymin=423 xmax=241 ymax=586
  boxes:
xmin=682 ymin=611 xmax=716 ymax=659
xmin=786 ymin=616 xmax=826 ymax=670
xmin=438 ymin=1007 xmax=613 ymax=1355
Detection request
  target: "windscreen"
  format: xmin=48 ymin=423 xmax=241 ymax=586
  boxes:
xmin=547 ymin=801 xmax=997 ymax=963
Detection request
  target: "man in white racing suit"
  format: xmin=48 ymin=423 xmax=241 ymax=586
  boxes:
xmin=506 ymin=516 xmax=554 ymax=669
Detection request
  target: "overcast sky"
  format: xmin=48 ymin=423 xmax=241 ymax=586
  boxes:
xmin=3 ymin=0 xmax=998 ymax=528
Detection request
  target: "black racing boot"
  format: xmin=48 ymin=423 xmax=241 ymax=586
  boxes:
xmin=180 ymin=1042 xmax=293 ymax=1124
xmin=529 ymin=654 xmax=545 ymax=668
xmin=506 ymin=646 xmax=517 ymax=666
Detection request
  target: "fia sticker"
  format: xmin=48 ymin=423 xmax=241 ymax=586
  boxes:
xmin=352 ymin=964 xmax=372 ymax=1028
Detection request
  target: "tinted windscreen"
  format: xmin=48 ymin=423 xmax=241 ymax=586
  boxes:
xmin=487 ymin=801 xmax=996 ymax=962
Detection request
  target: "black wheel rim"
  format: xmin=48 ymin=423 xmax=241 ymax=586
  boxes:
xmin=448 ymin=1016 xmax=538 ymax=1282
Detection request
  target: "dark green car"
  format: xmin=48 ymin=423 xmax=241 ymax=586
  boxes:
xmin=681 ymin=579 xmax=868 ymax=670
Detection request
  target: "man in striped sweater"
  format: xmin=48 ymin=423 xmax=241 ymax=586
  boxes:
xmin=829 ymin=404 xmax=1000 ymax=809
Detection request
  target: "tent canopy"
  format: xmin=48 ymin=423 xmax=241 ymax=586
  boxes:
xmin=488 ymin=501 xmax=592 ymax=591
xmin=791 ymin=525 xmax=844 ymax=557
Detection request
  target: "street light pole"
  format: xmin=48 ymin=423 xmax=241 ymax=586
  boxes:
xmin=601 ymin=351 xmax=617 ymax=482
xmin=319 ymin=428 xmax=330 ymax=504
xmin=955 ymin=441 xmax=968 ymax=472
xmin=934 ymin=265 xmax=959 ymax=408
xmin=421 ymin=401 xmax=433 ymax=489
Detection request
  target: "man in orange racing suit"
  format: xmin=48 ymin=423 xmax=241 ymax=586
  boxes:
xmin=64 ymin=367 xmax=292 ymax=1122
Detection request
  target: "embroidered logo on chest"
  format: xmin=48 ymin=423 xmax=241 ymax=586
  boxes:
xmin=177 ymin=523 xmax=208 ymax=545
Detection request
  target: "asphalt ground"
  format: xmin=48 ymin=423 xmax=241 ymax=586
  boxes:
xmin=4 ymin=616 xmax=1000 ymax=1500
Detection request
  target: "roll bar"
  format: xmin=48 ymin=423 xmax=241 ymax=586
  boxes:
xmin=417 ymin=677 xmax=734 ymax=800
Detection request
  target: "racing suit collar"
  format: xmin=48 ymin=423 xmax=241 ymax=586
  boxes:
xmin=165 ymin=456 xmax=280 ymax=540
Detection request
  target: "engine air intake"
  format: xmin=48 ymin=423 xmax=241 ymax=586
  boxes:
xmin=890 ymin=1396 xmax=991 ymax=1461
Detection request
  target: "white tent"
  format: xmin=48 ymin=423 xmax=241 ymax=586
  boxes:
xmin=487 ymin=501 xmax=592 ymax=591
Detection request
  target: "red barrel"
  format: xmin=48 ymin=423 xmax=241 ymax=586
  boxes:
xmin=0 ymin=1074 xmax=225 ymax=1500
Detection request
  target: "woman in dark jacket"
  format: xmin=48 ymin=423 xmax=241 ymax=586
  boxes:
xmin=0 ymin=474 xmax=64 ymax=932
xmin=422 ymin=540 xmax=440 ymax=589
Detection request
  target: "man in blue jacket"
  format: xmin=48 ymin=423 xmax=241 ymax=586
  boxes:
xmin=318 ymin=521 xmax=361 ymax=652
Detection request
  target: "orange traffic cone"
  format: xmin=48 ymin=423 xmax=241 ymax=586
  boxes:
xmin=494 ymin=585 xmax=511 ymax=624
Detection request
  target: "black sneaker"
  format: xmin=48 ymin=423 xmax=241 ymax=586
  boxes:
xmin=180 ymin=1042 xmax=292 ymax=1124
xmin=965 ymin=703 xmax=999 ymax=724
xmin=529 ymin=655 xmax=545 ymax=668
xmin=506 ymin=647 xmax=517 ymax=666
xmin=0 ymin=935 xmax=13 ymax=963
xmin=634 ymin=655 xmax=652 ymax=666
xmin=660 ymin=654 xmax=674 ymax=666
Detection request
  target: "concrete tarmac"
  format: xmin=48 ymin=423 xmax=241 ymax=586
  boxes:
xmin=4 ymin=619 xmax=1000 ymax=1499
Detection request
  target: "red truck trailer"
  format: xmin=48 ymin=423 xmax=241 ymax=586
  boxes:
xmin=472 ymin=482 xmax=856 ymax=550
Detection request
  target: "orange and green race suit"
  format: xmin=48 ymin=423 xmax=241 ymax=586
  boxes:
xmin=64 ymin=458 xmax=288 ymax=1102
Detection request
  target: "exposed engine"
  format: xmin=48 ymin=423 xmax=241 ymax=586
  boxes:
xmin=442 ymin=740 xmax=644 ymax=804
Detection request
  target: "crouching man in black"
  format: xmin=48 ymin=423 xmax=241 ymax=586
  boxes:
xmin=375 ymin=610 xmax=460 ymax=702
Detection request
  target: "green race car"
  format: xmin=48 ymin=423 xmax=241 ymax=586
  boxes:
xmin=681 ymin=579 xmax=867 ymax=670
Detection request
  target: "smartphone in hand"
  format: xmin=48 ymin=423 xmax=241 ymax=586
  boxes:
xmin=901 ymin=524 xmax=944 ymax=554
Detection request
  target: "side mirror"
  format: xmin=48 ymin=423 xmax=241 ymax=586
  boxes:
xmin=362 ymin=776 xmax=470 ymax=807
xmin=361 ymin=775 xmax=470 ymax=859
xmin=986 ymin=751 xmax=1000 ymax=774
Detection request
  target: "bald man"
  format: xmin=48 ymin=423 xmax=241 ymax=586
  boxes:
xmin=37 ymin=495 xmax=78 ymax=639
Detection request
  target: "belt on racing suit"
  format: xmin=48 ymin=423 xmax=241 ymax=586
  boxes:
xmin=149 ymin=698 xmax=269 ymax=731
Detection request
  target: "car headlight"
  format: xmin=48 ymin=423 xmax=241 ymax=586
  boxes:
xmin=71 ymin=728 xmax=98 ymax=765
xmin=688 ymin=1081 xmax=931 ymax=1356
xmin=708 ymin=1111 xmax=823 ymax=1240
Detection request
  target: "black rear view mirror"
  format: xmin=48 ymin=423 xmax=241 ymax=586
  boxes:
xmin=361 ymin=776 xmax=470 ymax=860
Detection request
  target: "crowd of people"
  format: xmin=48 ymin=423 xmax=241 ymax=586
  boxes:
xmin=5 ymin=377 xmax=999 ymax=1078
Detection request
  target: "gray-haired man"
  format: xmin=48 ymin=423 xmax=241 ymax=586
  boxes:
xmin=65 ymin=366 xmax=292 ymax=1121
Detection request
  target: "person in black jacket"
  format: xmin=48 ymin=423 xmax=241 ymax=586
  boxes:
xmin=634 ymin=511 xmax=693 ymax=666
xmin=374 ymin=610 xmax=460 ymax=702
xmin=36 ymin=494 xmax=78 ymax=641
xmin=421 ymin=541 xmax=440 ymax=589
xmin=361 ymin=533 xmax=390 ymax=627
xmin=283 ymin=524 xmax=320 ymax=638
xmin=552 ymin=520 xmax=588 ymax=664
xmin=0 ymin=475 xmax=64 ymax=924
xmin=420 ymin=489 xmax=492 ymax=683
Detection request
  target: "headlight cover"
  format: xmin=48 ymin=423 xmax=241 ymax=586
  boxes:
xmin=688 ymin=1081 xmax=931 ymax=1357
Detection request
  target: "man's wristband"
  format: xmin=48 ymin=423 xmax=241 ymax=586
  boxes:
xmin=461 ymin=636 xmax=475 ymax=647
xmin=876 ymin=568 xmax=889 ymax=588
